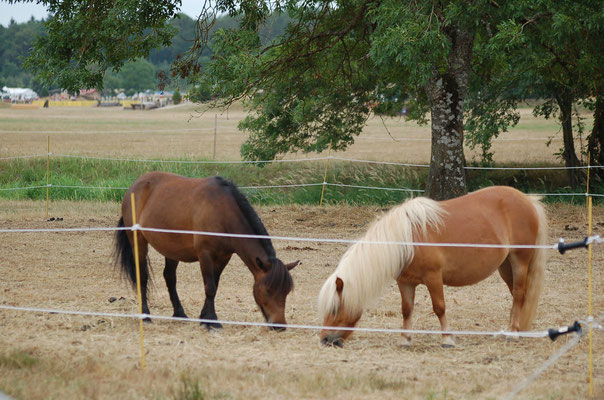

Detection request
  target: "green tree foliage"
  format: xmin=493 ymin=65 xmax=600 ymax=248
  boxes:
xmin=0 ymin=18 xmax=47 ymax=92
xmin=116 ymin=58 xmax=157 ymax=94
xmin=172 ymin=89 xmax=182 ymax=104
xmin=470 ymin=0 xmax=604 ymax=185
xmin=20 ymin=0 xmax=181 ymax=93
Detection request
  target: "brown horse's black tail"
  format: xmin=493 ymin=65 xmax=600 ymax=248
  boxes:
xmin=113 ymin=217 xmax=149 ymax=294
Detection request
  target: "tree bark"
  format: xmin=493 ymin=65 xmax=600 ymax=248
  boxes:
xmin=587 ymin=95 xmax=604 ymax=180
xmin=555 ymin=92 xmax=581 ymax=187
xmin=424 ymin=26 xmax=474 ymax=200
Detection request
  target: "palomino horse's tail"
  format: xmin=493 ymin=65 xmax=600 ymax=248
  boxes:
xmin=113 ymin=217 xmax=150 ymax=296
xmin=519 ymin=196 xmax=548 ymax=330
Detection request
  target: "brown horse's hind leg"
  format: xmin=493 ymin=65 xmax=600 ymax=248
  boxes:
xmin=163 ymin=258 xmax=188 ymax=319
xmin=424 ymin=273 xmax=455 ymax=348
xmin=198 ymin=251 xmax=231 ymax=331
xmin=397 ymin=281 xmax=416 ymax=347
xmin=134 ymin=240 xmax=152 ymax=322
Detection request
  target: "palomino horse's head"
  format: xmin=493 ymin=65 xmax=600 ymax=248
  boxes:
xmin=318 ymin=276 xmax=362 ymax=347
xmin=253 ymin=257 xmax=299 ymax=331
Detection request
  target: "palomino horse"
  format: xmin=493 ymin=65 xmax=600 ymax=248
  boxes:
xmin=318 ymin=186 xmax=548 ymax=347
xmin=114 ymin=172 xmax=299 ymax=330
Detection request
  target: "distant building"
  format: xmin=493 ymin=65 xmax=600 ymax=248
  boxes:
xmin=1 ymin=86 xmax=39 ymax=103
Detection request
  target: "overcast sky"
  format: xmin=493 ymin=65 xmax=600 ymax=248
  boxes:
xmin=0 ymin=1 xmax=203 ymax=27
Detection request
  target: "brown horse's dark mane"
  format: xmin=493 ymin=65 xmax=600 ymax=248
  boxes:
xmin=214 ymin=176 xmax=293 ymax=295
xmin=214 ymin=176 xmax=276 ymax=258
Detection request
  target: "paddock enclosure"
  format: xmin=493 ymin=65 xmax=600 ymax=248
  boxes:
xmin=0 ymin=105 xmax=602 ymax=399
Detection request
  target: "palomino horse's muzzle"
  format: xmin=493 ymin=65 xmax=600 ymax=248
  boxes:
xmin=320 ymin=335 xmax=344 ymax=348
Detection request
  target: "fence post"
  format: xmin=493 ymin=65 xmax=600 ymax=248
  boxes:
xmin=46 ymin=136 xmax=50 ymax=218
xmin=587 ymin=195 xmax=594 ymax=397
xmin=319 ymin=141 xmax=332 ymax=206
xmin=213 ymin=114 xmax=217 ymax=160
xmin=130 ymin=193 xmax=147 ymax=371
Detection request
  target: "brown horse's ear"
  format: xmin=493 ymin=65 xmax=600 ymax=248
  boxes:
xmin=285 ymin=260 xmax=300 ymax=271
xmin=335 ymin=277 xmax=344 ymax=294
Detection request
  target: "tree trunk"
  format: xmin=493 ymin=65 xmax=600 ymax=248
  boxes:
xmin=587 ymin=95 xmax=604 ymax=181
xmin=424 ymin=26 xmax=474 ymax=200
xmin=555 ymin=92 xmax=581 ymax=187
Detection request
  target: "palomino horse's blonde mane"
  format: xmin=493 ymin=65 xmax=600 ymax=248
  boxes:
xmin=317 ymin=196 xmax=445 ymax=321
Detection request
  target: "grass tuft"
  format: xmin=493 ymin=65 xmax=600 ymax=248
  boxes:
xmin=0 ymin=350 xmax=39 ymax=369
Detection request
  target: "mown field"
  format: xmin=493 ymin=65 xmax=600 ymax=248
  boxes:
xmin=0 ymin=104 xmax=602 ymax=399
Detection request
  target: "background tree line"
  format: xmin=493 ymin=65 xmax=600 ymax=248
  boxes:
xmin=0 ymin=12 xmax=289 ymax=96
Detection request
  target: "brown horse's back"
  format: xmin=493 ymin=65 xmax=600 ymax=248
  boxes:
xmin=122 ymin=172 xmax=242 ymax=262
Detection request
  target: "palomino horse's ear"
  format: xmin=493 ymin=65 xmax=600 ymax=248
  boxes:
xmin=335 ymin=277 xmax=344 ymax=294
xmin=256 ymin=257 xmax=269 ymax=272
xmin=285 ymin=260 xmax=300 ymax=271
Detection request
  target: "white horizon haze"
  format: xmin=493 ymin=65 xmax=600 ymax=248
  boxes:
xmin=0 ymin=0 xmax=203 ymax=27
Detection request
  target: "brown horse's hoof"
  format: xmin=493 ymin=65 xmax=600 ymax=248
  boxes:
xmin=201 ymin=322 xmax=223 ymax=331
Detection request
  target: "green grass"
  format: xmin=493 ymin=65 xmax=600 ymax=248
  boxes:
xmin=0 ymin=156 xmax=600 ymax=205
xmin=0 ymin=350 xmax=39 ymax=369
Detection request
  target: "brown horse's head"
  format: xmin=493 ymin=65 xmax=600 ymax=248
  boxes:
xmin=318 ymin=276 xmax=362 ymax=347
xmin=253 ymin=258 xmax=299 ymax=331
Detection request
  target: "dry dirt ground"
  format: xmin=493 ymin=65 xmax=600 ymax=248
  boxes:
xmin=0 ymin=200 xmax=602 ymax=399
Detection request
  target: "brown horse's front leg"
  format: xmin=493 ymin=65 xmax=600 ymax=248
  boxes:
xmin=198 ymin=251 xmax=230 ymax=331
xmin=425 ymin=273 xmax=455 ymax=348
xmin=397 ymin=281 xmax=416 ymax=347
xmin=163 ymin=258 xmax=188 ymax=319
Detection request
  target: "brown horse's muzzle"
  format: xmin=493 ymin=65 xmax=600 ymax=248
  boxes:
xmin=269 ymin=324 xmax=286 ymax=332
xmin=260 ymin=307 xmax=287 ymax=331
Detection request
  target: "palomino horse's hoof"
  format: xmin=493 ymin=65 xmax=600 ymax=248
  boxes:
xmin=506 ymin=333 xmax=520 ymax=342
xmin=441 ymin=336 xmax=456 ymax=348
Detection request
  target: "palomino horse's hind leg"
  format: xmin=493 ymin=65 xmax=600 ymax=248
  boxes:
xmin=198 ymin=251 xmax=231 ymax=331
xmin=424 ymin=273 xmax=455 ymax=348
xmin=397 ymin=281 xmax=416 ymax=347
xmin=163 ymin=258 xmax=188 ymax=319
xmin=498 ymin=259 xmax=519 ymax=340
xmin=506 ymin=251 xmax=531 ymax=333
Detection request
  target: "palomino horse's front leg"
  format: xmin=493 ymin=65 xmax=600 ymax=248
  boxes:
xmin=397 ymin=281 xmax=416 ymax=347
xmin=425 ymin=273 xmax=455 ymax=348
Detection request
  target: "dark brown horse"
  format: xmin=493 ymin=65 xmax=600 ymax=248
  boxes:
xmin=114 ymin=172 xmax=299 ymax=330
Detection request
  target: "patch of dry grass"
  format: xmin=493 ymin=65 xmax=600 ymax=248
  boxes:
xmin=0 ymin=105 xmax=590 ymax=165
